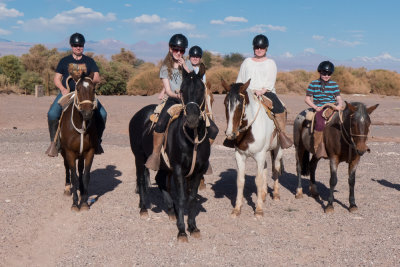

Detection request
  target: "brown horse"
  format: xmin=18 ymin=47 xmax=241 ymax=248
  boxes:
xmin=293 ymin=101 xmax=378 ymax=212
xmin=59 ymin=72 xmax=99 ymax=211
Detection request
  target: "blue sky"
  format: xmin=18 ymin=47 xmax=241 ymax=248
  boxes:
xmin=1 ymin=0 xmax=399 ymax=69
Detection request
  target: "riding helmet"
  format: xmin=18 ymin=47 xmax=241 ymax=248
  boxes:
xmin=317 ymin=61 xmax=335 ymax=74
xmin=69 ymin=33 xmax=85 ymax=46
xmin=169 ymin=34 xmax=188 ymax=48
xmin=252 ymin=34 xmax=269 ymax=49
xmin=189 ymin=45 xmax=203 ymax=58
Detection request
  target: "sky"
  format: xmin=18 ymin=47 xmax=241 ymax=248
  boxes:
xmin=0 ymin=0 xmax=399 ymax=70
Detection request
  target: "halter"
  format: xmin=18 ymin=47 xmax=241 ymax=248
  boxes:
xmin=338 ymin=109 xmax=369 ymax=159
xmin=180 ymin=93 xmax=208 ymax=177
xmin=231 ymin=92 xmax=262 ymax=136
xmin=69 ymin=76 xmax=98 ymax=154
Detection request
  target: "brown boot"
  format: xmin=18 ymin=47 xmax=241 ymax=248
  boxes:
xmin=145 ymin=132 xmax=165 ymax=171
xmin=313 ymin=131 xmax=327 ymax=159
xmin=274 ymin=112 xmax=293 ymax=149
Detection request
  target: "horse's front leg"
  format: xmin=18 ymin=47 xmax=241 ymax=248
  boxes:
xmin=348 ymin=157 xmax=360 ymax=212
xmin=173 ymin=165 xmax=187 ymax=242
xmin=66 ymin=152 xmax=79 ymax=211
xmin=295 ymin=146 xmax=306 ymax=199
xmin=62 ymin=153 xmax=72 ymax=196
xmin=187 ymin=174 xmax=202 ymax=238
xmin=309 ymin=155 xmax=320 ymax=199
xmin=271 ymin=148 xmax=283 ymax=200
xmin=326 ymin=156 xmax=339 ymax=213
xmin=232 ymin=152 xmax=246 ymax=218
xmin=254 ymin=152 xmax=268 ymax=217
xmin=80 ymin=151 xmax=94 ymax=211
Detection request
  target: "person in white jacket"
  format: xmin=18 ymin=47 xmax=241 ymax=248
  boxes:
xmin=236 ymin=34 xmax=293 ymax=149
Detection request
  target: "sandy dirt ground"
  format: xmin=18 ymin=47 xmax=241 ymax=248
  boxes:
xmin=0 ymin=93 xmax=399 ymax=266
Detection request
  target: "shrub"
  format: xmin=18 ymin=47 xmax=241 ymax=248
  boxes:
xmin=19 ymin=71 xmax=43 ymax=95
xmin=206 ymin=66 xmax=239 ymax=94
xmin=126 ymin=65 xmax=162 ymax=95
xmin=367 ymin=70 xmax=400 ymax=96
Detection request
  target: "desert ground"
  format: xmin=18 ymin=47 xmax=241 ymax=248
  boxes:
xmin=0 ymin=93 xmax=399 ymax=266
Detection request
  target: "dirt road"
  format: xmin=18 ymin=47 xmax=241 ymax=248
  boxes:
xmin=0 ymin=94 xmax=399 ymax=266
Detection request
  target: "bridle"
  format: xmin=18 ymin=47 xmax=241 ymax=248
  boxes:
xmin=338 ymin=109 xmax=369 ymax=157
xmin=68 ymin=76 xmax=98 ymax=154
xmin=229 ymin=92 xmax=261 ymax=137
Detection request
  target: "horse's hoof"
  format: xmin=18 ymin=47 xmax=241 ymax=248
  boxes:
xmin=168 ymin=214 xmax=176 ymax=221
xmin=71 ymin=205 xmax=79 ymax=212
xmin=63 ymin=190 xmax=72 ymax=196
xmin=139 ymin=209 xmax=149 ymax=218
xmin=80 ymin=203 xmax=90 ymax=211
xmin=190 ymin=229 xmax=201 ymax=238
xmin=309 ymin=185 xmax=319 ymax=199
xmin=177 ymin=233 xmax=188 ymax=243
xmin=198 ymin=182 xmax=206 ymax=191
xmin=295 ymin=193 xmax=303 ymax=199
xmin=349 ymin=205 xmax=358 ymax=213
xmin=325 ymin=205 xmax=334 ymax=213
xmin=254 ymin=210 xmax=264 ymax=218
xmin=273 ymin=194 xmax=280 ymax=200
xmin=231 ymin=209 xmax=241 ymax=218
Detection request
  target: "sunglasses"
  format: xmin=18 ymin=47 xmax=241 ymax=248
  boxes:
xmin=320 ymin=71 xmax=332 ymax=76
xmin=254 ymin=46 xmax=266 ymax=50
xmin=172 ymin=47 xmax=185 ymax=54
xmin=72 ymin=44 xmax=84 ymax=48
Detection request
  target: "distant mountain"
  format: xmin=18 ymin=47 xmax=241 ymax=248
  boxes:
xmin=0 ymin=39 xmax=398 ymax=72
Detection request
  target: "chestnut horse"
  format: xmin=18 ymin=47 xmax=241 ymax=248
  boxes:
xmin=59 ymin=72 xmax=99 ymax=211
xmin=293 ymin=102 xmax=378 ymax=212
xmin=129 ymin=65 xmax=210 ymax=242
xmin=222 ymin=79 xmax=283 ymax=218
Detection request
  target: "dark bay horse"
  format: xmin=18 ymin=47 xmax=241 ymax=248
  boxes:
xmin=59 ymin=72 xmax=99 ymax=211
xmin=222 ymin=80 xmax=283 ymax=218
xmin=293 ymin=102 xmax=378 ymax=212
xmin=129 ymin=65 xmax=210 ymax=242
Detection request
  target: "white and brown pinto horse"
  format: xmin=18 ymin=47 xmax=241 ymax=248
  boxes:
xmin=222 ymin=79 xmax=283 ymax=218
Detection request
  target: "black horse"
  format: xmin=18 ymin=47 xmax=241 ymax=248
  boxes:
xmin=293 ymin=101 xmax=378 ymax=212
xmin=129 ymin=65 xmax=210 ymax=242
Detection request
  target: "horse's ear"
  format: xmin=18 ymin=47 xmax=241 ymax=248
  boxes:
xmin=240 ymin=79 xmax=251 ymax=93
xmin=367 ymin=104 xmax=379 ymax=115
xmin=88 ymin=72 xmax=94 ymax=80
xmin=221 ymin=79 xmax=230 ymax=92
xmin=182 ymin=65 xmax=190 ymax=79
xmin=197 ymin=63 xmax=206 ymax=80
xmin=346 ymin=101 xmax=357 ymax=113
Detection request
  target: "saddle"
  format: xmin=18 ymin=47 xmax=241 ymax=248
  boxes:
xmin=305 ymin=104 xmax=337 ymax=133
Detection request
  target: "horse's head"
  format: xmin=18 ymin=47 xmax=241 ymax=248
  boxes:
xmin=180 ymin=63 xmax=206 ymax=129
xmin=344 ymin=101 xmax=379 ymax=156
xmin=74 ymin=72 xmax=97 ymax=121
xmin=222 ymin=79 xmax=250 ymax=140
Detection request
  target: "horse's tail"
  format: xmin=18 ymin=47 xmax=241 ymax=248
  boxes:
xmin=301 ymin=150 xmax=310 ymax=176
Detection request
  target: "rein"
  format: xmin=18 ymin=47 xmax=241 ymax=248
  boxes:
xmin=337 ymin=110 xmax=369 ymax=159
xmin=237 ymin=93 xmax=261 ymax=133
xmin=69 ymin=76 xmax=97 ymax=155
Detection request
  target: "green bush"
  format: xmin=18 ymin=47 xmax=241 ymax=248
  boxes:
xmin=19 ymin=71 xmax=43 ymax=94
xmin=0 ymin=55 xmax=24 ymax=84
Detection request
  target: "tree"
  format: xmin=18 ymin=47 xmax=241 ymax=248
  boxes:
xmin=222 ymin=53 xmax=245 ymax=68
xmin=0 ymin=55 xmax=24 ymax=84
xmin=202 ymin=51 xmax=212 ymax=69
xmin=19 ymin=71 xmax=43 ymax=94
xmin=111 ymin=48 xmax=137 ymax=65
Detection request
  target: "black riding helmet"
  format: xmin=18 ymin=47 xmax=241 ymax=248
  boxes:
xmin=189 ymin=45 xmax=203 ymax=58
xmin=252 ymin=34 xmax=269 ymax=49
xmin=70 ymin=33 xmax=85 ymax=46
xmin=169 ymin=34 xmax=188 ymax=48
xmin=317 ymin=61 xmax=334 ymax=74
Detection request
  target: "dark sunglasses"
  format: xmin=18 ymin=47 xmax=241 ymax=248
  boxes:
xmin=254 ymin=46 xmax=266 ymax=50
xmin=72 ymin=44 xmax=84 ymax=48
xmin=172 ymin=47 xmax=185 ymax=54
xmin=320 ymin=71 xmax=332 ymax=76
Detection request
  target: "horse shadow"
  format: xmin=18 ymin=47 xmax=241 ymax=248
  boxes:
xmin=211 ymin=168 xmax=282 ymax=212
xmin=372 ymin=178 xmax=400 ymax=191
xmin=146 ymin=180 xmax=208 ymax=217
xmin=279 ymin=169 xmax=349 ymax=210
xmin=88 ymin=165 xmax=122 ymax=206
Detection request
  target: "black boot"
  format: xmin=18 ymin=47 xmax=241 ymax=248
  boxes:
xmin=94 ymin=111 xmax=105 ymax=155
